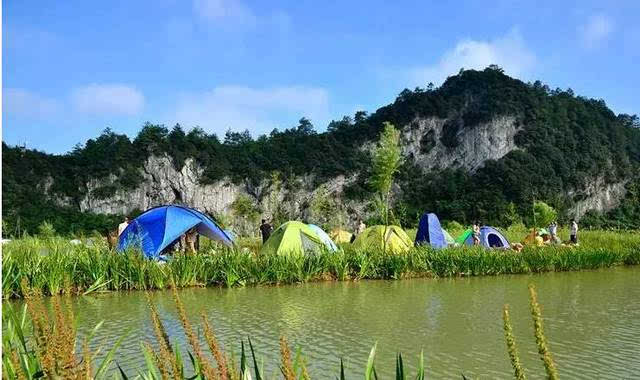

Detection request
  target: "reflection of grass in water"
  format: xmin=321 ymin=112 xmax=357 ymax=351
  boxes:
xmin=2 ymin=231 xmax=639 ymax=298
xmin=2 ymin=282 xmax=557 ymax=379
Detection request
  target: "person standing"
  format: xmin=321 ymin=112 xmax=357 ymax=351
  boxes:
xmin=260 ymin=219 xmax=273 ymax=244
xmin=186 ymin=228 xmax=197 ymax=253
xmin=118 ymin=217 xmax=130 ymax=236
xmin=357 ymin=220 xmax=366 ymax=235
xmin=570 ymin=219 xmax=579 ymax=244
xmin=472 ymin=222 xmax=481 ymax=246
xmin=549 ymin=221 xmax=559 ymax=244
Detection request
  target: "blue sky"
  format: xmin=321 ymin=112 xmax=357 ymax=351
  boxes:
xmin=3 ymin=0 xmax=640 ymax=153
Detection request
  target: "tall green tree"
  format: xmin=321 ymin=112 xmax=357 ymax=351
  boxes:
xmin=369 ymin=122 xmax=403 ymax=252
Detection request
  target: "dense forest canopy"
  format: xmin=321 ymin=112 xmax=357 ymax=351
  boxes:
xmin=3 ymin=67 xmax=640 ymax=236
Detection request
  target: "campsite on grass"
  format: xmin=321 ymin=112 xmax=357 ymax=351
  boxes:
xmin=4 ymin=1 xmax=640 ymax=376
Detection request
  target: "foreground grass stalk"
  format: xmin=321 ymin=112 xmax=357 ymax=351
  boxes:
xmin=202 ymin=312 xmax=229 ymax=380
xmin=279 ymin=336 xmax=295 ymax=380
xmin=146 ymin=293 xmax=179 ymax=379
xmin=503 ymin=305 xmax=526 ymax=380
xmin=529 ymin=285 xmax=558 ymax=380
xmin=171 ymin=283 xmax=218 ymax=380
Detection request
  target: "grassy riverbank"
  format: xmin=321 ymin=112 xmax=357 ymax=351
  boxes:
xmin=3 ymin=230 xmax=638 ymax=298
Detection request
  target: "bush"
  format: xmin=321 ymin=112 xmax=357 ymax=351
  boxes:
xmin=37 ymin=221 xmax=56 ymax=238
xmin=443 ymin=220 xmax=464 ymax=232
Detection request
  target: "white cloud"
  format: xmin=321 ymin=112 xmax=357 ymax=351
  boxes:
xmin=3 ymin=88 xmax=61 ymax=118
xmin=578 ymin=13 xmax=614 ymax=49
xmin=409 ymin=29 xmax=536 ymax=86
xmin=193 ymin=0 xmax=256 ymax=27
xmin=172 ymin=85 xmax=329 ymax=135
xmin=71 ymin=84 xmax=144 ymax=115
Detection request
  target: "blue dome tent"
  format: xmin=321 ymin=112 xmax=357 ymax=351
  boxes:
xmin=462 ymin=226 xmax=509 ymax=248
xmin=415 ymin=213 xmax=447 ymax=248
xmin=118 ymin=205 xmax=233 ymax=258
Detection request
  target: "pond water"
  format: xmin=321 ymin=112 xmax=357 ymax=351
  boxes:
xmin=6 ymin=266 xmax=640 ymax=378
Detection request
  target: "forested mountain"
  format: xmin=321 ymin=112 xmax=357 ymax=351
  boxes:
xmin=3 ymin=67 xmax=640 ymax=236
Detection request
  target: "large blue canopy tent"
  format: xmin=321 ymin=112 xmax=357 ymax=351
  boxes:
xmin=462 ymin=226 xmax=510 ymax=248
xmin=415 ymin=213 xmax=447 ymax=248
xmin=118 ymin=205 xmax=233 ymax=258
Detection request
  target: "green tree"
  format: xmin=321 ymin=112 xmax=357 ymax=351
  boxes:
xmin=369 ymin=122 xmax=403 ymax=252
xmin=504 ymin=202 xmax=522 ymax=227
xmin=231 ymin=194 xmax=259 ymax=236
xmin=267 ymin=171 xmax=287 ymax=228
xmin=532 ymin=201 xmax=557 ymax=228
xmin=309 ymin=184 xmax=345 ymax=230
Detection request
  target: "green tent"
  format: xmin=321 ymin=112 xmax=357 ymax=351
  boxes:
xmin=352 ymin=225 xmax=413 ymax=254
xmin=259 ymin=221 xmax=325 ymax=256
xmin=456 ymin=229 xmax=472 ymax=244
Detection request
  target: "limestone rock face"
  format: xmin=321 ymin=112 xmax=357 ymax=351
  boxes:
xmin=79 ymin=155 xmax=242 ymax=216
xmin=567 ymin=177 xmax=628 ymax=219
xmin=76 ymin=155 xmax=363 ymax=227
xmin=400 ymin=116 xmax=520 ymax=171
xmin=57 ymin=115 xmax=625 ymax=224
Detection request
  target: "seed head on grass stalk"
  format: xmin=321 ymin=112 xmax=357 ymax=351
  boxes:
xmin=82 ymin=339 xmax=92 ymax=379
xmin=529 ymin=284 xmax=558 ymax=380
xmin=301 ymin=361 xmax=310 ymax=380
xmin=143 ymin=341 xmax=169 ymax=380
xmin=202 ymin=312 xmax=228 ymax=379
xmin=503 ymin=305 xmax=526 ymax=380
xmin=8 ymin=350 xmax=24 ymax=380
xmin=21 ymin=280 xmax=55 ymax=376
xmin=279 ymin=336 xmax=295 ymax=380
xmin=171 ymin=282 xmax=218 ymax=379
xmin=145 ymin=292 xmax=179 ymax=379
xmin=51 ymin=296 xmax=77 ymax=376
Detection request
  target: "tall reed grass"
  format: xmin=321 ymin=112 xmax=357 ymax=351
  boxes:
xmin=3 ymin=230 xmax=639 ymax=299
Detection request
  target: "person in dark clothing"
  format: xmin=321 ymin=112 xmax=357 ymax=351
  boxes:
xmin=260 ymin=219 xmax=273 ymax=243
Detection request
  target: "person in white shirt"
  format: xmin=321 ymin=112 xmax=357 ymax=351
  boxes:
xmin=570 ymin=219 xmax=578 ymax=244
xmin=118 ymin=217 xmax=130 ymax=236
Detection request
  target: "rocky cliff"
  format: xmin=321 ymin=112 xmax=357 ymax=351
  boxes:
xmin=78 ymin=154 xmax=365 ymax=230
xmin=70 ymin=114 xmax=625 ymax=227
xmin=400 ymin=115 xmax=520 ymax=171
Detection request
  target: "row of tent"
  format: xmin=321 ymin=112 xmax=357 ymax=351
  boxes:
xmin=118 ymin=206 xmax=511 ymax=259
